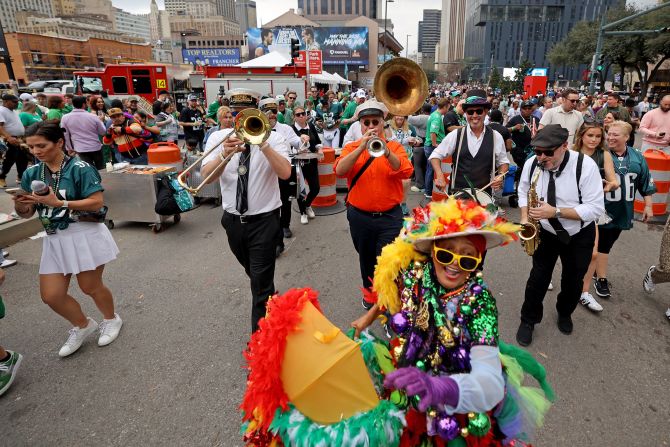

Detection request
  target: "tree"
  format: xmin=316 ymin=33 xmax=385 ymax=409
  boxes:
xmin=514 ymin=60 xmax=534 ymax=93
xmin=489 ymin=66 xmax=502 ymax=89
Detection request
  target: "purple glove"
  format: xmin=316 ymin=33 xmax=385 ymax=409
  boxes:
xmin=384 ymin=367 xmax=459 ymax=412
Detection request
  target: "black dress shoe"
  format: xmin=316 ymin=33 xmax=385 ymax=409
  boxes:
xmin=283 ymin=228 xmax=293 ymax=238
xmin=516 ymin=322 xmax=534 ymax=347
xmin=275 ymin=245 xmax=284 ymax=258
xmin=557 ymin=315 xmax=573 ymax=334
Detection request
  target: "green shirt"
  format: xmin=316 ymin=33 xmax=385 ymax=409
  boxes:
xmin=62 ymin=103 xmax=73 ymax=114
xmin=21 ymin=157 xmax=104 ymax=231
xmin=207 ymin=100 xmax=222 ymax=122
xmin=46 ymin=108 xmax=65 ymax=121
xmin=277 ymin=108 xmax=293 ymax=125
xmin=425 ymin=110 xmax=446 ymax=147
xmin=602 ymin=147 xmax=656 ymax=230
xmin=595 ymin=105 xmax=631 ymax=123
xmin=19 ymin=112 xmax=42 ymax=127
xmin=339 ymin=100 xmax=357 ymax=131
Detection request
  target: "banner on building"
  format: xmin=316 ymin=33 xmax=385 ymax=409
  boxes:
xmin=293 ymin=50 xmax=323 ymax=74
xmin=181 ymin=48 xmax=241 ymax=67
xmin=247 ymin=27 xmax=368 ymax=65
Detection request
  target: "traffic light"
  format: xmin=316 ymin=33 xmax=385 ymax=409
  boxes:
xmin=290 ymin=38 xmax=300 ymax=60
xmin=596 ymin=53 xmax=605 ymax=72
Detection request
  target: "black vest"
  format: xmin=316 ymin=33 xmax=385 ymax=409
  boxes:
xmin=452 ymin=127 xmax=495 ymax=191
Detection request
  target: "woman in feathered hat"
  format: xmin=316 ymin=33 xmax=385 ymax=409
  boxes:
xmin=352 ymin=197 xmax=554 ymax=446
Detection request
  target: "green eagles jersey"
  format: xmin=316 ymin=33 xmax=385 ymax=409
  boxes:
xmin=21 ymin=156 xmax=104 ymax=232
xmin=339 ymin=100 xmax=357 ymax=131
xmin=425 ymin=110 xmax=446 ymax=147
xmin=207 ymin=100 xmax=221 ymax=122
xmin=602 ymin=147 xmax=656 ymax=230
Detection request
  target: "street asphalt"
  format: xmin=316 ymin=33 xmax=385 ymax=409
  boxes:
xmin=1 ymin=188 xmax=668 ymax=447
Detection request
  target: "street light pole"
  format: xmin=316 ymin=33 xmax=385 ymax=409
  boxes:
xmin=383 ymin=0 xmax=394 ymax=61
xmin=406 ymin=34 xmax=411 ymax=58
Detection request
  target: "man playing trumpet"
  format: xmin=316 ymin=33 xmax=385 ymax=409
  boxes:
xmin=334 ymin=100 xmax=413 ymax=307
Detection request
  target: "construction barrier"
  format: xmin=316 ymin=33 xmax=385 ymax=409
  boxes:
xmin=431 ymin=156 xmax=452 ymax=203
xmin=634 ymin=149 xmax=670 ymax=223
xmin=312 ymin=148 xmax=337 ymax=208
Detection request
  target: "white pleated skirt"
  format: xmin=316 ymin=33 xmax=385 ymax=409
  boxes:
xmin=40 ymin=222 xmax=120 ymax=275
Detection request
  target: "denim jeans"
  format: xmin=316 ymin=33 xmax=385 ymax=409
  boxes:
xmin=424 ymin=146 xmax=435 ymax=197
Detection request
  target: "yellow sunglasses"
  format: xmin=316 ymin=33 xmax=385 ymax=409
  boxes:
xmin=433 ymin=247 xmax=481 ymax=272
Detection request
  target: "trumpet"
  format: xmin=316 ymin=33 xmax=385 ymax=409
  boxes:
xmin=367 ymin=137 xmax=387 ymax=158
xmin=177 ymin=109 xmax=272 ymax=194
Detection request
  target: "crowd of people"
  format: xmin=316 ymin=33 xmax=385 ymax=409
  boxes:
xmin=1 ymin=78 xmax=669 ymax=447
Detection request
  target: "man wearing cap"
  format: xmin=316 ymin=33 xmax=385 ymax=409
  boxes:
xmin=259 ymin=97 xmax=302 ymax=244
xmin=200 ymin=89 xmax=291 ymax=333
xmin=179 ymin=95 xmax=205 ymax=150
xmin=0 ymin=94 xmax=28 ymax=188
xmin=516 ymin=124 xmax=605 ymax=347
xmin=430 ymin=90 xmax=510 ymax=195
xmin=334 ymin=100 xmax=413 ymax=299
xmin=508 ymin=99 xmax=540 ymax=182
xmin=276 ymin=95 xmax=294 ymax=126
xmin=339 ymin=89 xmax=365 ymax=147
xmin=102 ymin=108 xmax=151 ymax=165
xmin=539 ymin=88 xmax=583 ymax=149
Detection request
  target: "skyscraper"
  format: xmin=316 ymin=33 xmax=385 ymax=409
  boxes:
xmin=0 ymin=0 xmax=53 ymax=32
xmin=297 ymin=0 xmax=379 ymax=20
xmin=235 ymin=0 xmax=257 ymax=32
xmin=164 ymin=0 xmax=187 ymax=15
xmin=417 ymin=9 xmax=441 ymax=69
xmin=216 ymin=0 xmax=236 ymax=21
xmin=463 ymin=0 xmax=620 ymax=81
xmin=438 ymin=0 xmax=466 ymax=74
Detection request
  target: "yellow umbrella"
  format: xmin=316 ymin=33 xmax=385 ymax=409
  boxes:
xmin=280 ymin=301 xmax=379 ymax=424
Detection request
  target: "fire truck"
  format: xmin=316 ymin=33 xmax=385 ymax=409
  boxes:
xmin=73 ymin=64 xmax=191 ymax=103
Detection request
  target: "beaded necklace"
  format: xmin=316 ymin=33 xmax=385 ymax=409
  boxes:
xmin=39 ymin=152 xmax=68 ymax=197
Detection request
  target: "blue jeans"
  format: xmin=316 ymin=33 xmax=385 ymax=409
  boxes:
xmin=424 ymin=146 xmax=435 ymax=197
xmin=120 ymin=151 xmax=149 ymax=165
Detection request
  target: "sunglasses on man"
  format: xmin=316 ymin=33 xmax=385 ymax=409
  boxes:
xmin=465 ymin=108 xmax=485 ymax=116
xmin=361 ymin=119 xmax=381 ymax=127
xmin=288 ymin=96 xmax=297 ymax=100
xmin=261 ymin=107 xmax=278 ymax=114
xmin=294 ymin=111 xmax=306 ymax=117
xmin=533 ymin=147 xmax=558 ymax=157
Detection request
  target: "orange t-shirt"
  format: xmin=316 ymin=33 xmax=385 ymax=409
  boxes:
xmin=334 ymin=139 xmax=413 ymax=212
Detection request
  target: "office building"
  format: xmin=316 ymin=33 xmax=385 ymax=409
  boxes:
xmin=437 ymin=0 xmax=466 ymax=77
xmin=235 ymin=0 xmax=257 ymax=31
xmin=114 ymin=8 xmax=151 ymax=42
xmin=418 ymin=9 xmax=441 ymax=71
xmin=149 ymin=0 xmax=172 ymax=42
xmin=297 ymin=0 xmax=380 ymax=20
xmin=463 ymin=0 xmax=620 ymax=81
xmin=0 ymin=0 xmax=54 ymax=33
xmin=216 ymin=0 xmax=236 ymax=21
xmin=164 ymin=0 xmax=187 ymax=15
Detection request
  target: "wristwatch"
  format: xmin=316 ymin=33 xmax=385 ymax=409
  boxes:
xmin=554 ymin=207 xmax=562 ymax=218
xmin=61 ymin=200 xmax=69 ymax=209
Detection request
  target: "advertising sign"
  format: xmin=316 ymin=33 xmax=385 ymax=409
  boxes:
xmin=181 ymin=48 xmax=241 ymax=67
xmin=293 ymin=50 xmax=322 ymax=74
xmin=247 ymin=27 xmax=368 ymax=65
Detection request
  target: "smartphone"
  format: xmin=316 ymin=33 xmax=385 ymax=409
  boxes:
xmin=5 ymin=188 xmax=30 ymax=196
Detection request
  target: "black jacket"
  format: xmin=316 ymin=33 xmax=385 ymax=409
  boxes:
xmin=292 ymin=121 xmax=321 ymax=152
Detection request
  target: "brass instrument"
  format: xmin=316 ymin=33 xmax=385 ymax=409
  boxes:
xmin=367 ymin=137 xmax=387 ymax=158
xmin=520 ymin=167 xmax=542 ymax=256
xmin=177 ymin=108 xmax=271 ymax=194
xmin=374 ymin=58 xmax=429 ymax=116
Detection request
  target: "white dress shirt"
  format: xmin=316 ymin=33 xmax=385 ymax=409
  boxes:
xmin=343 ymin=121 xmax=362 ymax=146
xmin=429 ymin=125 xmax=510 ymax=167
xmin=202 ymin=128 xmax=290 ymax=215
xmin=518 ymin=151 xmax=605 ymax=236
xmin=273 ymin=122 xmax=301 ymax=150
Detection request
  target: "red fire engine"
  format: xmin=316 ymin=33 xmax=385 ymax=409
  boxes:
xmin=74 ymin=64 xmax=171 ymax=102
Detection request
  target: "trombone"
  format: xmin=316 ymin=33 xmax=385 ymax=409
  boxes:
xmin=177 ymin=108 xmax=272 ymax=195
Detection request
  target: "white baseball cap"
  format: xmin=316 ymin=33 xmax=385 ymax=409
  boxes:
xmin=19 ymin=93 xmax=35 ymax=102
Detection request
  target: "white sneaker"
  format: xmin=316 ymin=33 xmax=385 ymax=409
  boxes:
xmin=643 ymin=265 xmax=656 ymax=294
xmin=300 ymin=214 xmax=309 ymax=225
xmin=665 ymin=308 xmax=670 ymax=321
xmin=59 ymin=318 xmax=98 ymax=357
xmin=306 ymin=207 xmax=316 ymax=219
xmin=580 ymin=292 xmax=603 ymax=312
xmin=410 ymin=185 xmax=421 ymax=192
xmin=548 ymin=281 xmax=554 ymax=291
xmin=98 ymin=313 xmax=123 ymax=347
xmin=2 ymin=250 xmax=8 ymax=257
xmin=0 ymin=259 xmax=17 ymax=268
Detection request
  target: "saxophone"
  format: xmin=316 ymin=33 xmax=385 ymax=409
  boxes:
xmin=520 ymin=167 xmax=541 ymax=256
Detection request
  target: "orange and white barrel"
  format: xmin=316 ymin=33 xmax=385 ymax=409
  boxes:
xmin=634 ymin=149 xmax=670 ymax=223
xmin=312 ymin=148 xmax=337 ymax=208
xmin=431 ymin=156 xmax=452 ymax=203
xmin=333 ymin=149 xmax=348 ymax=191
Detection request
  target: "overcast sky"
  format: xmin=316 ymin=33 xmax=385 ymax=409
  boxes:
xmin=111 ymin=0 xmax=441 ymax=55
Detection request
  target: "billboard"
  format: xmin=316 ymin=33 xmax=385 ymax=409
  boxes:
xmin=247 ymin=26 xmax=368 ymax=65
xmin=181 ymin=48 xmax=241 ymax=67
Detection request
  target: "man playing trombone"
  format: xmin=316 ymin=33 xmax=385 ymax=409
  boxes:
xmin=430 ymin=89 xmax=510 ymax=198
xmin=199 ymin=89 xmax=292 ymax=333
xmin=334 ymin=100 xmax=413 ymax=307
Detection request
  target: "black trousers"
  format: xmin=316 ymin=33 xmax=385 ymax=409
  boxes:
xmin=412 ymin=146 xmax=427 ymax=189
xmin=0 ymin=143 xmax=29 ymax=180
xmin=511 ymin=147 xmax=529 ymax=184
xmin=278 ymin=165 xmax=297 ymax=229
xmin=77 ymin=150 xmax=104 ymax=170
xmin=297 ymin=159 xmax=320 ymax=214
xmin=520 ymin=223 xmax=595 ymax=325
xmin=347 ymin=205 xmax=404 ymax=289
xmin=221 ymin=209 xmax=280 ymax=332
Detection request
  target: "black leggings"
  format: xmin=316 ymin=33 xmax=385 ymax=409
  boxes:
xmin=597 ymin=226 xmax=622 ymax=254
xmin=297 ymin=159 xmax=320 ymax=213
xmin=0 ymin=143 xmax=29 ymax=180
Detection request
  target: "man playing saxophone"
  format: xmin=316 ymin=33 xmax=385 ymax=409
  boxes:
xmin=515 ymin=125 xmax=605 ymax=347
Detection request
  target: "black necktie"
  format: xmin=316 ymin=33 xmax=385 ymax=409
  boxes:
xmin=236 ymin=145 xmax=251 ymax=214
xmin=546 ymin=171 xmax=570 ymax=244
